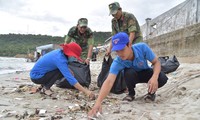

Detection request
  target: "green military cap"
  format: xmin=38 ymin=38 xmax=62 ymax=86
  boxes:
xmin=108 ymin=2 xmax=121 ymax=15
xmin=78 ymin=18 xmax=88 ymax=27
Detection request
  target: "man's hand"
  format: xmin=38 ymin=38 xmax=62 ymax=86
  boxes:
xmin=88 ymin=103 xmax=102 ymax=119
xmin=148 ymin=78 xmax=158 ymax=94
xmin=85 ymin=58 xmax=90 ymax=65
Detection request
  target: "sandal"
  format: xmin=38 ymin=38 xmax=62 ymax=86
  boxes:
xmin=122 ymin=95 xmax=135 ymax=102
xmin=40 ymin=88 xmax=53 ymax=96
xmin=144 ymin=93 xmax=156 ymax=101
xmin=30 ymin=85 xmax=43 ymax=94
xmin=36 ymin=85 xmax=43 ymax=92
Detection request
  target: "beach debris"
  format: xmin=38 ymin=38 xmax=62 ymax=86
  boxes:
xmin=51 ymin=115 xmax=63 ymax=119
xmin=55 ymin=108 xmax=65 ymax=114
xmin=113 ymin=109 xmax=120 ymax=114
xmin=0 ymin=104 xmax=9 ymax=106
xmin=50 ymin=93 xmax=58 ymax=100
xmin=1 ymin=86 xmax=5 ymax=90
xmin=14 ymin=97 xmax=24 ymax=100
xmin=1 ymin=109 xmax=9 ymax=113
xmin=96 ymin=112 xmax=103 ymax=118
xmin=4 ymin=110 xmax=17 ymax=118
xmin=16 ymin=110 xmax=29 ymax=119
xmin=38 ymin=109 xmax=47 ymax=117
xmin=39 ymin=109 xmax=47 ymax=114
xmin=38 ymin=118 xmax=49 ymax=120
xmin=87 ymin=115 xmax=97 ymax=120
xmin=26 ymin=109 xmax=63 ymax=120
xmin=29 ymin=87 xmax=38 ymax=94
xmin=89 ymin=93 xmax=96 ymax=101
xmin=13 ymin=84 xmax=34 ymax=93
xmin=16 ymin=70 xmax=23 ymax=74
xmin=126 ymin=109 xmax=132 ymax=112
xmin=88 ymin=112 xmax=103 ymax=120
xmin=139 ymin=112 xmax=146 ymax=120
xmin=180 ymin=86 xmax=187 ymax=91
xmin=80 ymin=103 xmax=92 ymax=112
xmin=19 ymin=86 xmax=29 ymax=92
xmin=28 ymin=111 xmax=37 ymax=118
xmin=68 ymin=104 xmax=81 ymax=112
xmin=89 ymin=85 xmax=99 ymax=91
xmin=14 ymin=77 xmax=19 ymax=80
xmin=21 ymin=77 xmax=29 ymax=80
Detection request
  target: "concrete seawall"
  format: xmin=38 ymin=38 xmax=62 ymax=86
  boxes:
xmin=146 ymin=23 xmax=200 ymax=63
xmin=141 ymin=0 xmax=200 ymax=40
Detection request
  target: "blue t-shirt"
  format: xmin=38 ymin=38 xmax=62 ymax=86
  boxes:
xmin=30 ymin=49 xmax=78 ymax=86
xmin=110 ymin=42 xmax=156 ymax=75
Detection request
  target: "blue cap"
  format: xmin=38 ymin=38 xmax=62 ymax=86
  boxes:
xmin=111 ymin=32 xmax=129 ymax=51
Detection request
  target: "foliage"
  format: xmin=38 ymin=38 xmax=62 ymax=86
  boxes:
xmin=93 ymin=31 xmax=111 ymax=45
xmin=0 ymin=32 xmax=111 ymax=57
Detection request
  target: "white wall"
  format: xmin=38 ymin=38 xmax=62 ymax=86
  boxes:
xmin=141 ymin=0 xmax=200 ymax=40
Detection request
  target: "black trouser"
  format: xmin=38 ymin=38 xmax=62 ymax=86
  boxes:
xmin=124 ymin=68 xmax=168 ymax=96
xmin=31 ymin=69 xmax=63 ymax=89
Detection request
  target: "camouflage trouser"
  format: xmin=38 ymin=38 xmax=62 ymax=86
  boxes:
xmin=133 ymin=36 xmax=143 ymax=44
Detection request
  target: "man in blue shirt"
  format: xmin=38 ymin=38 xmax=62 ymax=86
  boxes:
xmin=30 ymin=42 xmax=95 ymax=100
xmin=88 ymin=32 xmax=168 ymax=117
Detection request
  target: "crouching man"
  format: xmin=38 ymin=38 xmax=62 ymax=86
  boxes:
xmin=88 ymin=32 xmax=168 ymax=118
xmin=30 ymin=42 xmax=95 ymax=100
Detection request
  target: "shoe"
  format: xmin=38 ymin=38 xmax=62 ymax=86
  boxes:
xmin=36 ymin=85 xmax=43 ymax=92
xmin=122 ymin=95 xmax=135 ymax=102
xmin=40 ymin=87 xmax=53 ymax=96
xmin=30 ymin=85 xmax=44 ymax=94
xmin=144 ymin=93 xmax=156 ymax=101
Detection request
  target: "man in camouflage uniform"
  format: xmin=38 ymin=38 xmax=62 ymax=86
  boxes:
xmin=106 ymin=2 xmax=143 ymax=55
xmin=64 ymin=18 xmax=94 ymax=64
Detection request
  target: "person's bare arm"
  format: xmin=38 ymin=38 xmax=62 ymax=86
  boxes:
xmin=88 ymin=73 xmax=117 ymax=117
xmin=148 ymin=57 xmax=161 ymax=93
xmin=74 ymin=83 xmax=95 ymax=100
xmin=96 ymin=73 xmax=116 ymax=103
xmin=85 ymin=36 xmax=94 ymax=64
xmin=129 ymin=32 xmax=135 ymax=45
xmin=85 ymin=44 xmax=93 ymax=63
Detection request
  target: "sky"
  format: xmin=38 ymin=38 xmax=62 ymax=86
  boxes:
xmin=0 ymin=0 xmax=186 ymax=37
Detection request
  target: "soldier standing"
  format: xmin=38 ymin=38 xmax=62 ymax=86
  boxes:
xmin=106 ymin=2 xmax=143 ymax=55
xmin=64 ymin=18 xmax=94 ymax=65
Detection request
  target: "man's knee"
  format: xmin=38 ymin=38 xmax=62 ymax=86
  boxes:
xmin=158 ymin=71 xmax=168 ymax=88
xmin=124 ymin=68 xmax=137 ymax=81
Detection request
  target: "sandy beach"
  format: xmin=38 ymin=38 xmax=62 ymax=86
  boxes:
xmin=0 ymin=57 xmax=200 ymax=120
